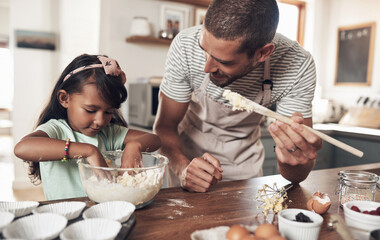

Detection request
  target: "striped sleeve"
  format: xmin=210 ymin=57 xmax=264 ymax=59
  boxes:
xmin=160 ymin=29 xmax=193 ymax=103
xmin=275 ymin=52 xmax=316 ymax=118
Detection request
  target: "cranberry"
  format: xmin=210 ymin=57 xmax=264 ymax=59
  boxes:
xmin=363 ymin=210 xmax=370 ymax=214
xmin=377 ymin=207 xmax=380 ymax=214
xmin=350 ymin=206 xmax=361 ymax=212
xmin=369 ymin=210 xmax=379 ymax=216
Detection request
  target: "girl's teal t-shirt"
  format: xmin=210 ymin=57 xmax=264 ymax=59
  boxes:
xmin=35 ymin=119 xmax=128 ymax=200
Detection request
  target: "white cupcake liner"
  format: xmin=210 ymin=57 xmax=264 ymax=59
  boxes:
xmin=0 ymin=211 xmax=15 ymax=233
xmin=60 ymin=218 xmax=122 ymax=240
xmin=3 ymin=212 xmax=67 ymax=240
xmin=0 ymin=201 xmax=39 ymax=217
xmin=33 ymin=201 xmax=86 ymax=220
xmin=83 ymin=201 xmax=135 ymax=223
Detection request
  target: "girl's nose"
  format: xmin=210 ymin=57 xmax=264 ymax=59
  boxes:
xmin=93 ymin=112 xmax=106 ymax=127
xmin=203 ymin=52 xmax=218 ymax=73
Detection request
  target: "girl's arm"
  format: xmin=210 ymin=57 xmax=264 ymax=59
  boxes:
xmin=121 ymin=129 xmax=161 ymax=168
xmin=14 ymin=130 xmax=108 ymax=167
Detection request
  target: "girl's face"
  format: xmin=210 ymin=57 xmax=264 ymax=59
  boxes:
xmin=60 ymin=82 xmax=115 ymax=136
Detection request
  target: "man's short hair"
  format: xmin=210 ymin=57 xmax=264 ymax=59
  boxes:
xmin=204 ymin=0 xmax=279 ymax=58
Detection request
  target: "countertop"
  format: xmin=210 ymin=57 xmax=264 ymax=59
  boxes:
xmin=261 ymin=123 xmax=380 ymax=140
xmin=42 ymin=163 xmax=380 ymax=240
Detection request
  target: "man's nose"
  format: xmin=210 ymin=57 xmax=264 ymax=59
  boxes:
xmin=203 ymin=52 xmax=218 ymax=73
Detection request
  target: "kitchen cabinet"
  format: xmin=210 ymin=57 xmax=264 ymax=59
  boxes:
xmin=261 ymin=136 xmax=331 ymax=176
xmin=261 ymin=124 xmax=380 ymax=176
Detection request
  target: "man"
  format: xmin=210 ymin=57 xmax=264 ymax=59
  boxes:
xmin=154 ymin=0 xmax=322 ymax=192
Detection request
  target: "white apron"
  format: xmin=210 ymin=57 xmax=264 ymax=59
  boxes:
xmin=167 ymin=60 xmax=273 ymax=187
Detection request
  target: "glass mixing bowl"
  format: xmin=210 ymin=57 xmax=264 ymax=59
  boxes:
xmin=77 ymin=151 xmax=168 ymax=209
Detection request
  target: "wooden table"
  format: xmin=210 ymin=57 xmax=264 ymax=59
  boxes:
xmin=44 ymin=163 xmax=380 ymax=240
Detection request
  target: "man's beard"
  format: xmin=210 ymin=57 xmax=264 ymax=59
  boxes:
xmin=209 ymin=65 xmax=255 ymax=88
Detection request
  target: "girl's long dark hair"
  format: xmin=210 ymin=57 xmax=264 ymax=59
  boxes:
xmin=27 ymin=54 xmax=128 ymax=184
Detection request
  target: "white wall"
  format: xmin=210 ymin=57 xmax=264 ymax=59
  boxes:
xmin=10 ymin=0 xmax=60 ymax=189
xmin=314 ymin=0 xmax=380 ymax=106
xmin=10 ymin=0 xmax=101 ymax=189
xmin=99 ymin=0 xmax=191 ymax=118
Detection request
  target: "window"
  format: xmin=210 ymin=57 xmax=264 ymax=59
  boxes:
xmin=277 ymin=0 xmax=306 ymax=45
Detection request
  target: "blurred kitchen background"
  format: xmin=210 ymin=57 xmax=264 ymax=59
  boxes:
xmin=1 ymin=0 xmax=380 ymax=201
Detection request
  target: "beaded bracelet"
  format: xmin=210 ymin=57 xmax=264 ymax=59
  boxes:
xmin=61 ymin=138 xmax=70 ymax=162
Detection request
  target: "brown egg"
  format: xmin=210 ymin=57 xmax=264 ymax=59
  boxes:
xmin=306 ymin=191 xmax=331 ymax=214
xmin=254 ymin=223 xmax=279 ymax=239
xmin=241 ymin=234 xmax=257 ymax=240
xmin=226 ymin=224 xmax=251 ymax=240
xmin=267 ymin=235 xmax=287 ymax=240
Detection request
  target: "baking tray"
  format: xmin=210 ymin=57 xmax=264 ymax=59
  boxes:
xmin=0 ymin=208 xmax=136 ymax=240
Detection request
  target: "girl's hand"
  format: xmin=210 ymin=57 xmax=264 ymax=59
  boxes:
xmin=85 ymin=146 xmax=113 ymax=181
xmin=121 ymin=141 xmax=143 ymax=168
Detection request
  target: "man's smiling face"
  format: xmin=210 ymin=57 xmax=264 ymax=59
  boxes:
xmin=198 ymin=26 xmax=258 ymax=87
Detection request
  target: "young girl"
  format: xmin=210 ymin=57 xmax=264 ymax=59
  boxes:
xmin=14 ymin=54 xmax=161 ymax=200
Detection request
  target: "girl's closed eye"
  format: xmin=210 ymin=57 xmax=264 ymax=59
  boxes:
xmin=85 ymin=109 xmax=96 ymax=114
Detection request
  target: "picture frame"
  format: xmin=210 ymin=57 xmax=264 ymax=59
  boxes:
xmin=193 ymin=7 xmax=207 ymax=26
xmin=334 ymin=22 xmax=376 ymax=86
xmin=15 ymin=30 xmax=56 ymax=50
xmin=160 ymin=4 xmax=190 ymax=37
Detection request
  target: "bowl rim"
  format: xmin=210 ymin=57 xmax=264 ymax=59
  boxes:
xmin=278 ymin=208 xmax=323 ymax=227
xmin=77 ymin=152 xmax=169 ymax=171
xmin=343 ymin=201 xmax=380 ymax=220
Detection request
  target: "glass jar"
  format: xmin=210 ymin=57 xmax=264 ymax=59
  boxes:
xmin=338 ymin=170 xmax=379 ymax=206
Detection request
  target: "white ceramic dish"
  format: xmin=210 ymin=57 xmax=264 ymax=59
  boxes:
xmin=0 ymin=201 xmax=39 ymax=217
xmin=33 ymin=201 xmax=86 ymax=220
xmin=0 ymin=211 xmax=14 ymax=233
xmin=83 ymin=201 xmax=135 ymax=223
xmin=343 ymin=200 xmax=380 ymax=231
xmin=2 ymin=212 xmax=67 ymax=240
xmin=59 ymin=218 xmax=122 ymax=240
xmin=278 ymin=208 xmax=323 ymax=240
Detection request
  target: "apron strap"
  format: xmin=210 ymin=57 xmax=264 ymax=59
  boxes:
xmin=254 ymin=58 xmax=273 ymax=106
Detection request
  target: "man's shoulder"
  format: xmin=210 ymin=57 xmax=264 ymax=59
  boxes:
xmin=178 ymin=25 xmax=202 ymax=39
xmin=273 ymin=33 xmax=310 ymax=53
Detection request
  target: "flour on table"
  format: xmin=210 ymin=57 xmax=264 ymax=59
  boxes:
xmin=167 ymin=199 xmax=193 ymax=208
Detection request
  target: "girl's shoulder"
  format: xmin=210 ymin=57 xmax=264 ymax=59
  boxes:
xmin=36 ymin=119 xmax=72 ymax=139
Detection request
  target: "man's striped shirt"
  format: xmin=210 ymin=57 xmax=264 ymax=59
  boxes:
xmin=160 ymin=25 xmax=316 ymax=118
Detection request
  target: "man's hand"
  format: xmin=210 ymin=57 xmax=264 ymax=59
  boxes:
xmin=180 ymin=153 xmax=223 ymax=192
xmin=268 ymin=112 xmax=322 ymax=183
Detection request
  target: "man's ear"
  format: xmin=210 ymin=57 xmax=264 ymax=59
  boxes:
xmin=254 ymin=43 xmax=275 ymax=63
xmin=57 ymin=90 xmax=69 ymax=108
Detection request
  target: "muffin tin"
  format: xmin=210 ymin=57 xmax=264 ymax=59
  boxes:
xmin=0 ymin=200 xmax=136 ymax=240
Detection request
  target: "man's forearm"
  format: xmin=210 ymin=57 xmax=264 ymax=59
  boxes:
xmin=277 ymin=159 xmax=315 ymax=184
xmin=155 ymin=127 xmax=190 ymax=178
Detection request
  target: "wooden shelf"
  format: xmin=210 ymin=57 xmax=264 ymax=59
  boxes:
xmin=126 ymin=36 xmax=172 ymax=45
xmin=160 ymin=0 xmax=211 ymax=7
